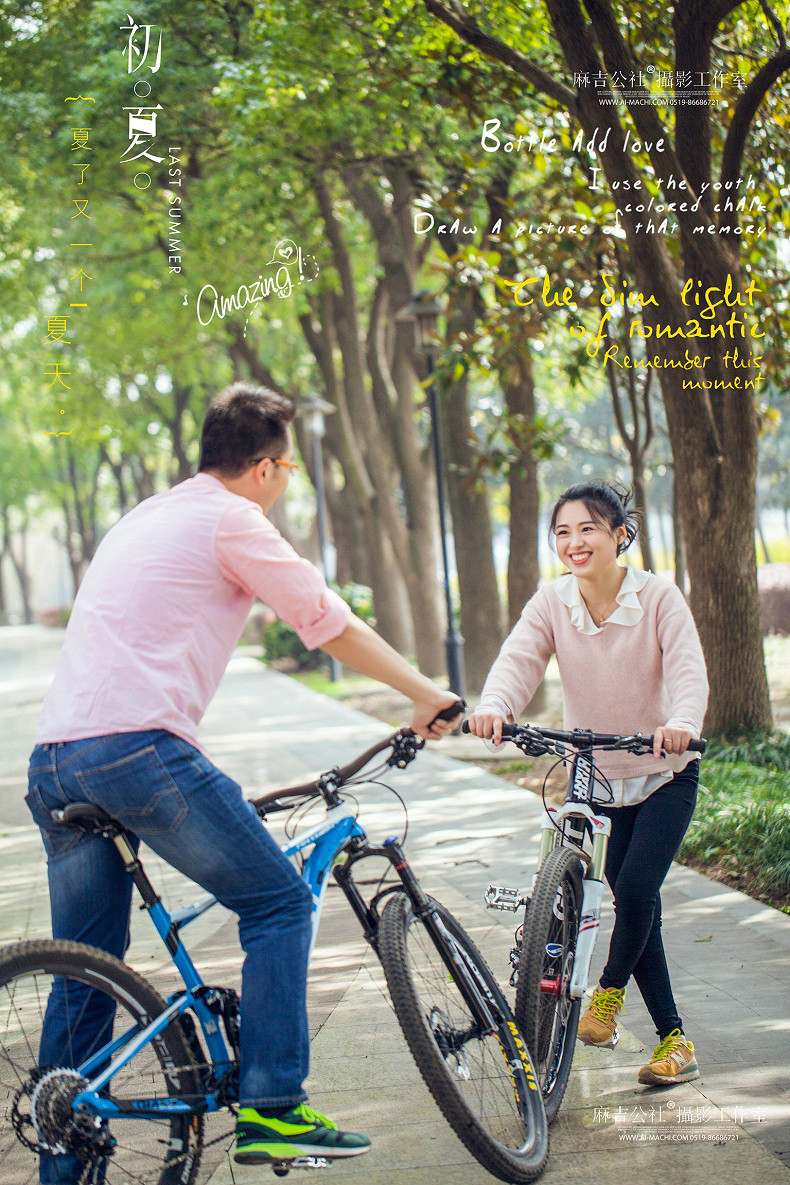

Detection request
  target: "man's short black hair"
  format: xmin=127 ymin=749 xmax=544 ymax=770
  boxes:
xmin=198 ymin=382 xmax=296 ymax=477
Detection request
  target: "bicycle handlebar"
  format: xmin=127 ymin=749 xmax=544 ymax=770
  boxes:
xmin=461 ymin=720 xmax=706 ymax=754
xmin=252 ymin=699 xmax=466 ymax=815
xmin=252 ymin=733 xmax=403 ymax=813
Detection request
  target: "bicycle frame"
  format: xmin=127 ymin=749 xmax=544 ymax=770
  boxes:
xmin=69 ymin=781 xmax=503 ymax=1124
xmin=487 ymin=741 xmax=612 ymax=1001
xmin=68 ymin=801 xmax=362 ymax=1121
xmin=533 ymin=745 xmax=615 ymax=1000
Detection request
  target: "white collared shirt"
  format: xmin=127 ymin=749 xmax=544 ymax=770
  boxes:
xmin=555 ymin=565 xmax=649 ymax=635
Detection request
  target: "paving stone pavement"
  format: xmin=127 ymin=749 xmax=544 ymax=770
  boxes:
xmin=1 ymin=626 xmax=789 ymax=1185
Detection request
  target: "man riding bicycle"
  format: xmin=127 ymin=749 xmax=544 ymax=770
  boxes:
xmin=28 ymin=382 xmax=461 ymax=1179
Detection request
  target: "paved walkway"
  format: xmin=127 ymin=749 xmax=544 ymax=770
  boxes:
xmin=1 ymin=627 xmax=789 ymax=1184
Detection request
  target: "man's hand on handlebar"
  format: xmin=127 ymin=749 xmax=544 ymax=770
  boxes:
xmin=466 ymin=710 xmax=508 ymax=747
xmin=652 ymin=725 xmax=693 ymax=758
xmin=411 ymin=694 xmax=466 ymax=740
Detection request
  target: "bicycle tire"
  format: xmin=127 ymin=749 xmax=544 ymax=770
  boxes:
xmin=515 ymin=847 xmax=583 ymax=1123
xmin=0 ymin=939 xmax=204 ymax=1185
xmin=378 ymin=892 xmax=548 ymax=1184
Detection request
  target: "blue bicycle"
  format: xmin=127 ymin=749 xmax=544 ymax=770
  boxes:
xmin=0 ymin=725 xmax=548 ymax=1185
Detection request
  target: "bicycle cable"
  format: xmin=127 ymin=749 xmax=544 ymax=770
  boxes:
xmin=590 ymin=765 xmax=615 ymax=806
xmin=343 ymin=773 xmax=410 ymax=847
xmin=540 ymin=753 xmax=575 ymax=836
xmin=339 ymin=772 xmax=410 ymax=899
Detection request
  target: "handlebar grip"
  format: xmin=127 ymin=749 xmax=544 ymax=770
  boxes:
xmin=430 ymin=699 xmax=467 ymax=726
xmin=462 ymin=720 xmax=518 ymax=737
xmin=687 ymin=738 xmax=707 ymax=754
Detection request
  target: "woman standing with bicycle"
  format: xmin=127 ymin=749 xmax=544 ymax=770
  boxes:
xmin=468 ymin=480 xmax=708 ymax=1087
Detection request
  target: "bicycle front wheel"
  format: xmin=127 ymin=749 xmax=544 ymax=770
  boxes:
xmin=0 ymin=939 xmax=204 ymax=1185
xmin=515 ymin=846 xmax=583 ymax=1122
xmin=378 ymin=892 xmax=548 ymax=1184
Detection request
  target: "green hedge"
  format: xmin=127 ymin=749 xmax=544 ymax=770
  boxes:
xmin=680 ymin=740 xmax=790 ymax=904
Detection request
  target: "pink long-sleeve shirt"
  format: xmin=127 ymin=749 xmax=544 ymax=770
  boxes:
xmin=478 ymin=570 xmax=708 ymax=781
xmin=35 ymin=473 xmax=350 ymax=753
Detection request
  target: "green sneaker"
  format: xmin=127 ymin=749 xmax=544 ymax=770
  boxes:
xmin=234 ymin=1103 xmax=372 ymax=1164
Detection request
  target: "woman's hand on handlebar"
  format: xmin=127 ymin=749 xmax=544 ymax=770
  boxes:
xmin=653 ymin=725 xmax=693 ymax=758
xmin=466 ymin=710 xmax=507 ymax=746
xmin=411 ymin=692 xmax=465 ymax=740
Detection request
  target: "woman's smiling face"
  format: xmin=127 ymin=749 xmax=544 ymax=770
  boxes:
xmin=553 ymin=500 xmax=626 ymax=578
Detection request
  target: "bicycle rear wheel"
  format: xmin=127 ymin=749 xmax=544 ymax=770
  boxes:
xmin=0 ymin=939 xmax=203 ymax=1185
xmin=515 ymin=846 xmax=583 ymax=1122
xmin=378 ymin=892 xmax=547 ymax=1184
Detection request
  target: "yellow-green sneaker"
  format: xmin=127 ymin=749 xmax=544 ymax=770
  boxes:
xmin=638 ymin=1029 xmax=699 ymax=1085
xmin=235 ymin=1103 xmax=371 ymax=1164
xmin=576 ymin=984 xmax=625 ymax=1048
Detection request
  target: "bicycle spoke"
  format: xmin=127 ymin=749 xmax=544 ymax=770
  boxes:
xmin=0 ymin=949 xmax=203 ymax=1185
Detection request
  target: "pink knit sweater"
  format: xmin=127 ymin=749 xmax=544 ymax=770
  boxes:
xmin=478 ymin=572 xmax=709 ymax=779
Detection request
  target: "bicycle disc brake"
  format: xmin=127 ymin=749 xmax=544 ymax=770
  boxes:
xmin=429 ymin=1008 xmax=472 ymax=1080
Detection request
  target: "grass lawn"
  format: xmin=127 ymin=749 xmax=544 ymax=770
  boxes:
xmin=679 ymin=736 xmax=790 ymax=913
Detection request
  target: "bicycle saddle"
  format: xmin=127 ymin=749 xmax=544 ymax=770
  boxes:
xmin=51 ymin=802 xmax=120 ymax=832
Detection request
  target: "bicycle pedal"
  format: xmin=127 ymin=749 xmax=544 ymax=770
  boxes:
xmin=484 ymin=885 xmax=525 ymax=912
xmin=271 ymin=1157 xmax=331 ymax=1176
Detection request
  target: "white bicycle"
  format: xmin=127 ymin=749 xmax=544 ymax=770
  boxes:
xmin=467 ymin=723 xmax=705 ymax=1121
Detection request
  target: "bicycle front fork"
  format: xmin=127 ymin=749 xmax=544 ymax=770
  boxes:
xmin=334 ymin=836 xmax=503 ymax=1034
xmin=485 ymin=811 xmax=611 ymax=1000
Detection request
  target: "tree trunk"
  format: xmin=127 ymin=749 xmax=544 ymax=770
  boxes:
xmin=671 ymin=473 xmax=687 ymax=593
xmin=503 ymin=349 xmax=545 ymax=712
xmin=503 ymin=351 xmax=541 ymax=627
xmin=0 ymin=552 xmax=6 ymax=622
xmin=129 ymin=455 xmax=157 ymax=504
xmin=632 ymin=466 xmax=655 ymax=573
xmin=344 ymin=163 xmax=445 ymax=675
xmin=327 ymin=477 xmax=366 ymax=586
xmin=314 ymin=172 xmax=443 ymax=670
xmin=168 ymin=383 xmax=193 ymax=483
xmin=360 ymin=507 xmax=413 ymax=654
xmin=0 ymin=509 xmax=33 ymax=623
xmin=755 ymin=511 xmax=771 ymax=565
xmin=443 ymin=293 xmax=505 ymax=692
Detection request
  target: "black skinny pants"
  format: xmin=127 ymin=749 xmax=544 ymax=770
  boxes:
xmin=595 ymin=763 xmax=698 ymax=1040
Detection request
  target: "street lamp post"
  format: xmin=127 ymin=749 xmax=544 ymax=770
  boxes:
xmin=300 ymin=394 xmax=342 ymax=684
xmin=396 ymin=293 xmax=465 ymax=699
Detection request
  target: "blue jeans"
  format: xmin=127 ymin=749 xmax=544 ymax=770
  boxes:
xmin=27 ymin=731 xmax=313 ymax=1127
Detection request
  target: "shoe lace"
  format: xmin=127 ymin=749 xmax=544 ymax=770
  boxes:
xmin=293 ymin=1103 xmax=338 ymax=1130
xmin=590 ymin=987 xmax=624 ymax=1022
xmin=651 ymin=1028 xmax=688 ymax=1061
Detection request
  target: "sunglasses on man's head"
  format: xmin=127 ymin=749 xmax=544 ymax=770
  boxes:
xmin=249 ymin=456 xmax=299 ymax=471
